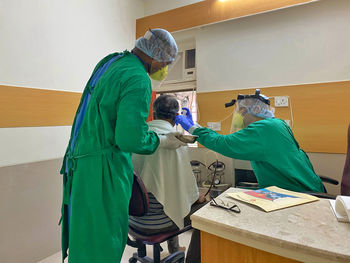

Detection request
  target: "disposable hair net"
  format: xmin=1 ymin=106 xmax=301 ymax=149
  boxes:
xmin=153 ymin=95 xmax=179 ymax=120
xmin=238 ymin=98 xmax=274 ymax=119
xmin=135 ymin=28 xmax=178 ymax=63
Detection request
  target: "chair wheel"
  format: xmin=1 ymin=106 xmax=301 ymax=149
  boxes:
xmin=129 ymin=258 xmax=137 ymax=263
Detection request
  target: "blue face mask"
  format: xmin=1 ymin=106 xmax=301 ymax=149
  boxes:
xmin=247 ymin=108 xmax=274 ymax=119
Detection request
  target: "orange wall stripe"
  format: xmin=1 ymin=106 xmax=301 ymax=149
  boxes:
xmin=136 ymin=0 xmax=317 ymax=38
xmin=196 ymin=81 xmax=350 ymax=154
xmin=0 ymin=85 xmax=81 ymax=127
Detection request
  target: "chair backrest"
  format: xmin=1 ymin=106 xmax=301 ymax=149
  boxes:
xmin=129 ymin=172 xmax=149 ymax=216
xmin=341 ymin=124 xmax=350 ymax=196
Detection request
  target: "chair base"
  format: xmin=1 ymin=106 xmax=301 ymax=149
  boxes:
xmin=127 ymin=225 xmax=192 ymax=263
xmin=129 ymin=251 xmax=185 ymax=263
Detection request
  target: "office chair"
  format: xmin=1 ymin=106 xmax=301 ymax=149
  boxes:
xmin=127 ymin=172 xmax=192 ymax=263
xmin=308 ymin=176 xmax=338 ymax=199
xmin=234 ymin=169 xmax=259 ymax=189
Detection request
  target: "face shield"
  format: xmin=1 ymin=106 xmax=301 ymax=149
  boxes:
xmin=135 ymin=28 xmax=177 ymax=81
xmin=230 ymin=103 xmax=247 ymax=133
xmin=135 ymin=29 xmax=178 ymax=63
xmin=226 ymin=89 xmax=274 ymax=133
xmin=135 ymin=29 xmax=179 ymax=90
xmin=149 ymin=55 xmax=181 ymax=91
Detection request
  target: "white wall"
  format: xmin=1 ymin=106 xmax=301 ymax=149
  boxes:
xmin=0 ymin=0 xmax=144 ymax=91
xmin=143 ymin=0 xmax=202 ymax=17
xmin=0 ymin=127 xmax=71 ymax=167
xmin=194 ymin=0 xmax=350 ymax=92
xmin=0 ymin=0 xmax=144 ymax=167
xmin=0 ymin=159 xmax=63 ymax=263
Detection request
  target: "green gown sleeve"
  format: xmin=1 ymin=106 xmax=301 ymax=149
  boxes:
xmin=193 ymin=123 xmax=267 ymax=161
xmin=115 ymin=75 xmax=159 ymax=154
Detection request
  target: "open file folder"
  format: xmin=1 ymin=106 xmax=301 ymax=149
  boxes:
xmin=329 ymin=196 xmax=350 ymax=223
xmin=227 ymin=186 xmax=319 ymax=212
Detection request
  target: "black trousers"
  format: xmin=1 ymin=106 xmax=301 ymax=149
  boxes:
xmin=184 ymin=201 xmax=208 ymax=263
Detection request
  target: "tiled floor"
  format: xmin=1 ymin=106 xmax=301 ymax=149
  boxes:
xmin=38 ymin=230 xmax=193 ymax=263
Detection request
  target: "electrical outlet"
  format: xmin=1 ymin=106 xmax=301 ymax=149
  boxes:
xmin=207 ymin=122 xmax=221 ymax=131
xmin=274 ymin=96 xmax=289 ymax=107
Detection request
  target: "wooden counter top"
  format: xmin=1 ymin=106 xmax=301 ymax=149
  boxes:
xmin=191 ymin=188 xmax=350 ymax=263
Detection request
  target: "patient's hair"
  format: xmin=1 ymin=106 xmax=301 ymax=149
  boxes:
xmin=153 ymin=95 xmax=179 ymax=120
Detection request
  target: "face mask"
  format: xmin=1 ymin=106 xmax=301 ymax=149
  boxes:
xmin=149 ymin=66 xmax=168 ymax=81
xmin=232 ymin=113 xmax=245 ymax=129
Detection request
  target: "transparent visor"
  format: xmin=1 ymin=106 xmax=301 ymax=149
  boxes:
xmin=150 ymin=55 xmax=181 ymax=90
xmin=230 ymin=104 xmax=246 ymax=133
xmin=230 ymin=100 xmax=275 ymax=133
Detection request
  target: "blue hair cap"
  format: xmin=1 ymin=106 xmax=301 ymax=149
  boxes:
xmin=135 ymin=28 xmax=178 ymax=63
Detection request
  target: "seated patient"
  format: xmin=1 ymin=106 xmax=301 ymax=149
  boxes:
xmin=130 ymin=95 xmax=204 ymax=261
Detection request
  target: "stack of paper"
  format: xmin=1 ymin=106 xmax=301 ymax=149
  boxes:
xmin=329 ymin=196 xmax=350 ymax=223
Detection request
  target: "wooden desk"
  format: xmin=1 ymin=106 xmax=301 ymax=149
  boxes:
xmin=191 ymin=188 xmax=350 ymax=263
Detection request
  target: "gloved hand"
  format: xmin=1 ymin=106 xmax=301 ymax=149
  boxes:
xmin=174 ymin=107 xmax=194 ymax=132
xmin=158 ymin=132 xmax=187 ymax=149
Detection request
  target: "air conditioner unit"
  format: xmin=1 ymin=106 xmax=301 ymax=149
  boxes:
xmin=184 ymin=49 xmax=196 ymax=81
xmin=165 ymin=48 xmax=196 ymax=83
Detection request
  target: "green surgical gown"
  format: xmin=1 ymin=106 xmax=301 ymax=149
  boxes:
xmin=59 ymin=51 xmax=159 ymax=263
xmin=193 ymin=118 xmax=324 ymax=193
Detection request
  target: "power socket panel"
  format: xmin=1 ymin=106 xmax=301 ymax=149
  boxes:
xmin=274 ymin=96 xmax=289 ymax=107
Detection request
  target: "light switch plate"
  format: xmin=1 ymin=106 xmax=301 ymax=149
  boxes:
xmin=207 ymin=122 xmax=221 ymax=131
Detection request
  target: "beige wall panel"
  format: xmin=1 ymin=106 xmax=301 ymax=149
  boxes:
xmin=136 ymin=0 xmax=317 ymax=37
xmin=0 ymin=85 xmax=81 ymax=127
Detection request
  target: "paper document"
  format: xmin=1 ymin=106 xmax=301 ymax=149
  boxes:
xmin=227 ymin=186 xmax=319 ymax=212
xmin=329 ymin=196 xmax=350 ymax=223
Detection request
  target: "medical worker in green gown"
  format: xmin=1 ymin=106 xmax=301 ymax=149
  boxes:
xmin=60 ymin=29 xmax=186 ymax=263
xmin=175 ymin=89 xmax=325 ymax=193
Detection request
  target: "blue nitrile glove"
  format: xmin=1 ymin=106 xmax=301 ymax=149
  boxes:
xmin=174 ymin=107 xmax=194 ymax=131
